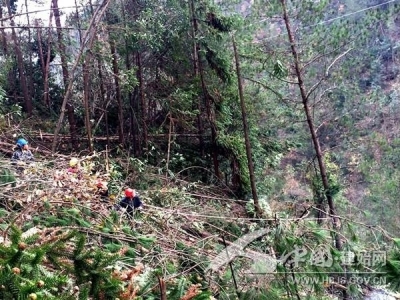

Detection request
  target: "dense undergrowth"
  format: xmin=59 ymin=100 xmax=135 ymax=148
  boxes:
xmin=1 ymin=149 xmax=400 ymax=300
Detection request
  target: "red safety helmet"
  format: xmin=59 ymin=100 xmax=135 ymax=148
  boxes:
xmin=125 ymin=188 xmax=135 ymax=197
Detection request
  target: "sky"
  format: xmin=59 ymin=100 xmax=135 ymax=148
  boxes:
xmin=15 ymin=0 xmax=79 ymax=26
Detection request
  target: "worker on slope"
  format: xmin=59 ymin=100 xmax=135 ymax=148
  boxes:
xmin=117 ymin=188 xmax=143 ymax=218
xmin=11 ymin=138 xmax=34 ymax=162
xmin=67 ymin=157 xmax=82 ymax=180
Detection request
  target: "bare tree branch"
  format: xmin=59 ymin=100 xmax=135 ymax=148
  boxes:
xmin=326 ymin=48 xmax=353 ymax=77
xmin=305 ymin=48 xmax=353 ymax=101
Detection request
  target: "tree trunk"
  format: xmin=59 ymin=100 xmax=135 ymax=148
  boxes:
xmin=136 ymin=52 xmax=147 ymax=155
xmin=52 ymin=0 xmax=68 ymax=84
xmin=75 ymin=0 xmax=93 ymax=152
xmin=51 ymin=0 xmax=112 ymax=152
xmin=43 ymin=6 xmax=54 ymax=108
xmin=25 ymin=0 xmax=35 ymax=99
xmin=231 ymin=159 xmax=241 ymax=190
xmin=109 ymin=36 xmax=124 ymax=145
xmin=82 ymin=60 xmax=93 ymax=152
xmin=52 ymin=0 xmax=78 ymax=149
xmin=280 ymin=0 xmax=342 ymax=251
xmin=0 ymin=6 xmax=8 ymax=54
xmin=120 ymin=1 xmax=134 ymax=154
xmin=93 ymin=59 xmax=107 ymax=135
xmin=232 ymin=35 xmax=262 ymax=217
xmin=189 ymin=0 xmax=205 ymax=158
xmin=35 ymin=20 xmax=45 ymax=76
xmin=189 ymin=0 xmax=220 ymax=180
xmin=5 ymin=0 xmax=31 ymax=115
xmin=88 ymin=0 xmax=107 ymax=140
xmin=105 ymin=91 xmax=110 ymax=149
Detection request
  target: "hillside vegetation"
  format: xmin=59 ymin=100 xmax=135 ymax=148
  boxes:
xmin=2 ymin=0 xmax=400 ymax=299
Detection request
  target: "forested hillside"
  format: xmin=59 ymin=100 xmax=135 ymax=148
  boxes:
xmin=1 ymin=0 xmax=400 ymax=299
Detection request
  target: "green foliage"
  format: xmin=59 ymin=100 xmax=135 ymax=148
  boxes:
xmin=238 ymin=287 xmax=282 ymax=300
xmin=120 ymin=68 xmax=139 ymax=93
xmin=0 ymin=168 xmax=16 ymax=187
xmin=356 ymin=133 xmax=400 ymax=233
xmin=0 ymin=57 xmax=14 ymax=87
xmin=2 ymin=0 xmax=400 ymax=298
xmin=0 ymin=86 xmax=6 ymax=103
xmin=216 ymin=133 xmax=250 ymax=192
xmin=203 ymin=44 xmax=232 ymax=83
xmin=0 ymin=226 xmax=123 ymax=299
xmin=246 ymin=196 xmax=272 ymax=217
xmin=168 ymin=277 xmax=188 ymax=299
xmin=306 ymin=153 xmax=342 ymax=210
xmin=273 ymin=60 xmax=288 ymax=78
xmin=208 ymin=218 xmax=386 ymax=299
xmin=205 ymin=11 xmax=235 ymax=32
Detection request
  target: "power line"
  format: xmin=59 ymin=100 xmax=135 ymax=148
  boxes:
xmin=0 ymin=25 xmax=76 ymax=30
xmin=259 ymin=0 xmax=400 ymax=41
xmin=0 ymin=6 xmax=80 ymax=22
xmin=310 ymin=0 xmax=400 ymax=27
xmin=144 ymin=204 xmax=316 ymax=222
xmin=1 ymin=1 xmax=399 ymax=36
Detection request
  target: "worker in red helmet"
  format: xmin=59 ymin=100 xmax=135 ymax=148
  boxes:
xmin=117 ymin=188 xmax=143 ymax=217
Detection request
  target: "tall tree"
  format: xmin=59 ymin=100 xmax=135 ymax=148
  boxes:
xmin=87 ymin=0 xmax=108 ymax=145
xmin=189 ymin=0 xmax=205 ymax=157
xmin=190 ymin=1 xmax=225 ymax=180
xmin=24 ymin=0 xmax=34 ymax=98
xmin=232 ymin=35 xmax=262 ymax=217
xmin=43 ymin=6 xmax=54 ymax=108
xmin=4 ymin=0 xmax=31 ymax=115
xmin=52 ymin=0 xmax=78 ymax=149
xmin=280 ymin=0 xmax=343 ymax=250
xmin=75 ymin=0 xmax=93 ymax=152
xmin=136 ymin=51 xmax=147 ymax=155
xmin=35 ymin=20 xmax=46 ymax=96
xmin=120 ymin=0 xmax=147 ymax=155
xmin=109 ymin=37 xmax=124 ymax=145
xmin=105 ymin=8 xmax=124 ymax=145
xmin=0 ymin=5 xmax=8 ymax=54
xmin=52 ymin=0 xmax=112 ymax=152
